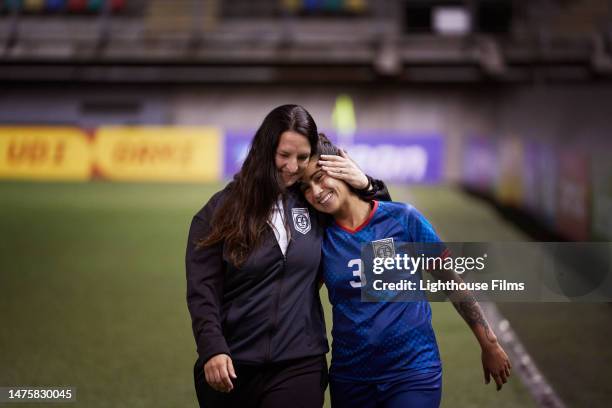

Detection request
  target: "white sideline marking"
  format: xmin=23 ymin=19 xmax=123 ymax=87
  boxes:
xmin=480 ymin=302 xmax=566 ymax=408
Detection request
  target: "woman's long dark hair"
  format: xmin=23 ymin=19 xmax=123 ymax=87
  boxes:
xmin=200 ymin=104 xmax=319 ymax=267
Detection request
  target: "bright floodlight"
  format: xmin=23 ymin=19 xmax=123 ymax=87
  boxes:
xmin=433 ymin=6 xmax=471 ymax=35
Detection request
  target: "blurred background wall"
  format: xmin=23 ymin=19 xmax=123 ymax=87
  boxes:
xmin=1 ymin=0 xmax=611 ymax=235
xmin=2 ymin=2 xmax=612 ymax=407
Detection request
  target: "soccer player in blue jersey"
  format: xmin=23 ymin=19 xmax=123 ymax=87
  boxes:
xmin=302 ymin=135 xmax=511 ymax=408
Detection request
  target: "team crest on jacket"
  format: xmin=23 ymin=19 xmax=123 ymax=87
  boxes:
xmin=291 ymin=208 xmax=311 ymax=235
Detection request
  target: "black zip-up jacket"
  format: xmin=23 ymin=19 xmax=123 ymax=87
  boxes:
xmin=186 ymin=178 xmax=390 ymax=365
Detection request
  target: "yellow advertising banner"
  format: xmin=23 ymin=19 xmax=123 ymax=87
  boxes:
xmin=94 ymin=127 xmax=222 ymax=182
xmin=496 ymin=137 xmax=524 ymax=207
xmin=0 ymin=127 xmax=92 ymax=181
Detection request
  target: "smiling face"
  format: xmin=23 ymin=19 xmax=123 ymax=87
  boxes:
xmin=275 ymin=131 xmax=311 ymax=187
xmin=300 ymin=157 xmax=350 ymax=215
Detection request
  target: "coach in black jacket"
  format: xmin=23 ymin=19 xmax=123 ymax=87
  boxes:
xmin=186 ymin=105 xmax=390 ymax=408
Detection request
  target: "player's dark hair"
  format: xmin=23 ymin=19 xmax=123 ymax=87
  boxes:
xmin=199 ymin=104 xmax=319 ymax=267
xmin=315 ymin=133 xmax=341 ymax=157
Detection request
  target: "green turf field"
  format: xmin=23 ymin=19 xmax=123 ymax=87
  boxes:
xmin=0 ymin=181 xmax=538 ymax=407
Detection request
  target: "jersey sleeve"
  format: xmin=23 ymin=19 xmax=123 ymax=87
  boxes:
xmin=404 ymin=205 xmax=450 ymax=259
xmin=406 ymin=206 xmax=442 ymax=243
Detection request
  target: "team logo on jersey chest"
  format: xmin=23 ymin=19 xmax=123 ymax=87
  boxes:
xmin=372 ymin=237 xmax=395 ymax=258
xmin=291 ymin=208 xmax=311 ymax=235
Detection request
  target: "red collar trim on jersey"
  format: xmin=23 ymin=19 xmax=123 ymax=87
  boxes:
xmin=335 ymin=200 xmax=379 ymax=234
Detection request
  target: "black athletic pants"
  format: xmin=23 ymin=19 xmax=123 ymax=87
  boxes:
xmin=194 ymin=355 xmax=328 ymax=408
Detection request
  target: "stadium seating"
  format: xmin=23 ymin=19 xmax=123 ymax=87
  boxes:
xmin=23 ymin=0 xmax=45 ymax=12
xmin=46 ymin=0 xmax=64 ymax=12
xmin=0 ymin=0 xmax=125 ymax=13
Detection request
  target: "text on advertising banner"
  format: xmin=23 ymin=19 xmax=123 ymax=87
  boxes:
xmin=0 ymin=127 xmax=91 ymax=181
xmin=94 ymin=127 xmax=222 ymax=182
xmin=346 ymin=132 xmax=444 ymax=184
xmin=223 ymin=130 xmax=444 ymax=183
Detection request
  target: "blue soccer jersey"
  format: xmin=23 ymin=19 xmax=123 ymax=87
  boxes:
xmin=322 ymin=200 xmax=442 ymax=382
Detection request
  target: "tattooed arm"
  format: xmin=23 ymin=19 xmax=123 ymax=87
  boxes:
xmin=430 ymin=269 xmax=512 ymax=391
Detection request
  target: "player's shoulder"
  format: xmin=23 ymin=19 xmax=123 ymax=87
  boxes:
xmin=376 ymin=201 xmax=431 ymax=236
xmin=376 ymin=200 xmax=419 ymax=220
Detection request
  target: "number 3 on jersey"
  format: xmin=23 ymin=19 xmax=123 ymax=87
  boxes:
xmin=348 ymin=258 xmax=366 ymax=288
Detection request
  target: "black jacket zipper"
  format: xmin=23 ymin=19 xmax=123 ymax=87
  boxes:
xmin=266 ymin=238 xmax=289 ymax=362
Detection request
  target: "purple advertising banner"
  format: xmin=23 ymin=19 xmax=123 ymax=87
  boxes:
xmin=462 ymin=136 xmax=497 ymax=194
xmin=522 ymin=141 xmax=541 ymax=213
xmin=223 ymin=130 xmax=444 ymax=184
xmin=523 ymin=141 xmax=557 ymax=228
xmin=224 ymin=130 xmax=253 ymax=179
xmin=342 ymin=131 xmax=444 ymax=184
